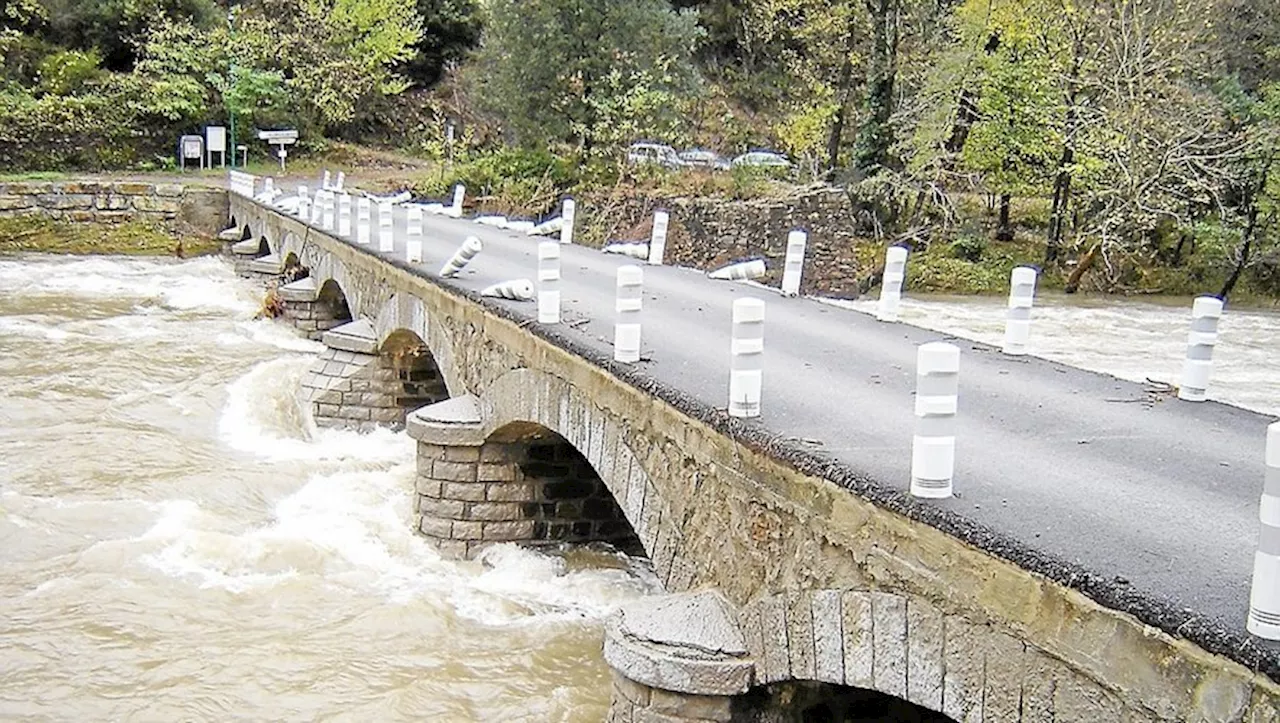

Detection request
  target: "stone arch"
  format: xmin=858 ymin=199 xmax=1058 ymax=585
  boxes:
xmin=374 ymin=293 xmax=462 ymax=398
xmin=377 ymin=328 xmax=451 ymax=419
xmin=281 ymin=250 xmax=308 ymax=284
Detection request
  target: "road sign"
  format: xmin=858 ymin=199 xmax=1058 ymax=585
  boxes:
xmin=257 ymin=129 xmax=299 ymax=144
xmin=206 ymin=126 xmax=227 ymax=168
xmin=179 ymin=134 xmax=204 ymax=171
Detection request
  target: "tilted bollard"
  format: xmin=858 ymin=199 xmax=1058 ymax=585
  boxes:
xmin=560 ymin=197 xmax=576 ymax=245
xmin=1179 ymin=295 xmax=1225 ymax=402
xmin=603 ymin=242 xmax=649 ymax=259
xmin=781 ymin=229 xmax=807 ymax=297
xmin=537 ymin=241 xmax=561 ymax=324
xmin=406 ymin=206 xmax=424 ymax=263
xmin=481 ymin=279 xmax=535 ymax=301
xmin=911 ymin=342 xmax=960 ymax=499
xmin=1003 ymin=266 xmax=1038 ymax=355
xmin=709 ymin=259 xmax=767 ymax=281
xmin=440 ymin=236 xmax=482 ymax=277
xmin=450 ymin=184 xmax=465 ymax=218
xmin=729 ymin=298 xmax=766 ymax=418
xmin=378 ymin=202 xmax=394 ymax=252
xmin=877 ymin=246 xmax=909 ymax=322
xmin=1248 ymin=422 xmax=1280 ymax=640
xmin=648 ymin=210 xmax=669 ymax=266
xmin=615 ymin=265 xmax=643 ymax=363
xmin=337 ymin=193 xmax=352 ymax=236
xmin=356 ymin=198 xmax=371 ymax=245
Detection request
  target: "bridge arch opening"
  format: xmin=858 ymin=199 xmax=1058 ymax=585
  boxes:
xmin=414 ymin=419 xmax=644 ymax=559
xmin=281 ymin=252 xmax=308 ymax=284
xmin=380 ymin=329 xmax=450 ymax=416
xmin=734 ymin=681 xmax=957 ymax=723
xmin=315 ymin=278 xmax=352 ymax=324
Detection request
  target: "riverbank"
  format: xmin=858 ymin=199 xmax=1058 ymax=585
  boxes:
xmin=0 ymin=216 xmax=222 ymax=257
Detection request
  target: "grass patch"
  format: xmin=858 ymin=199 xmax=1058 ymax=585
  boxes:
xmin=0 ymin=215 xmax=217 ymax=257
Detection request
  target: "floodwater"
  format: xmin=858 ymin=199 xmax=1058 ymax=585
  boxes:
xmin=0 ymin=255 xmax=657 ymax=722
xmin=2 ymin=254 xmax=1277 ymax=722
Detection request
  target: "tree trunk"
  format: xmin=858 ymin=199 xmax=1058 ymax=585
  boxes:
xmin=853 ymin=0 xmax=900 ymax=173
xmin=824 ymin=20 xmax=860 ymax=177
xmin=1170 ymin=232 xmax=1190 ymax=267
xmin=995 ymin=194 xmax=1013 ymax=241
xmin=1046 ymin=37 xmax=1084 ymax=265
xmin=1219 ymin=154 xmax=1274 ymax=301
xmin=1064 ymin=243 xmax=1100 ymax=294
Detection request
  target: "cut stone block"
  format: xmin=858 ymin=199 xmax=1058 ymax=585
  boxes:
xmin=321 ymin=318 xmax=378 ymax=355
xmin=278 ymin=277 xmax=319 ymax=303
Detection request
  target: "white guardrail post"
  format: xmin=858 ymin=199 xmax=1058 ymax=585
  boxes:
xmin=648 ymin=209 xmax=669 ymax=266
xmin=378 ymin=202 xmax=394 ymax=252
xmin=729 ymin=298 xmax=765 ymax=418
xmin=1003 ymin=266 xmax=1038 ymax=355
xmin=450 ymin=184 xmax=465 ymax=218
xmin=615 ymin=265 xmax=643 ymax=363
xmin=877 ymin=246 xmax=909 ymax=321
xmin=338 ymin=193 xmax=351 ymax=236
xmin=537 ymin=241 xmax=561 ymax=324
xmin=406 ymin=206 xmax=424 ymax=263
xmin=911 ymin=342 xmax=960 ymax=499
xmin=296 ymin=186 xmax=311 ymax=221
xmin=560 ymin=197 xmax=576 ymax=245
xmin=781 ymin=229 xmax=807 ymax=297
xmin=1248 ymin=422 xmax=1280 ymax=640
xmin=1179 ymin=295 xmax=1225 ymax=402
xmin=356 ymin=198 xmax=371 ymax=244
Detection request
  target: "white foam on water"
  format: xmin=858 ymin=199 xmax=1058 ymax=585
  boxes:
xmin=0 ymin=317 xmax=71 ymax=342
xmin=218 ymin=357 xmax=407 ymax=463
xmin=226 ymin=319 xmax=325 ymax=353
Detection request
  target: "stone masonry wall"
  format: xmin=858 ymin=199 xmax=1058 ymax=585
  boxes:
xmin=581 ymin=186 xmax=873 ymax=298
xmin=280 ymin=298 xmax=351 ymax=341
xmin=607 ymin=671 xmax=734 ymax=723
xmin=415 ymin=433 xmax=640 ymax=560
xmin=0 ymin=180 xmax=228 ymax=236
xmin=303 ymin=347 xmax=449 ymax=432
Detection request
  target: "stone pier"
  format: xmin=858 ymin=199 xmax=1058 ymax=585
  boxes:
xmin=406 ymin=396 xmax=640 ymax=560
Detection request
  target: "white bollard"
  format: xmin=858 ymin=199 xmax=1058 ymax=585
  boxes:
xmin=1248 ymin=423 xmax=1280 ymax=640
xmin=560 ymin=197 xmax=576 ymax=245
xmin=310 ymin=190 xmax=324 ymax=225
xmin=481 ymin=279 xmax=536 ymax=301
xmin=1003 ymin=266 xmax=1038 ymax=355
xmin=648 ymin=210 xmax=669 ymax=266
xmin=781 ymin=229 xmax=807 ymax=296
xmin=440 ymin=236 xmax=482 ymax=277
xmin=450 ymin=184 xmax=466 ymax=218
xmin=537 ymin=241 xmax=561 ymax=324
xmin=709 ymin=259 xmax=767 ymax=281
xmin=911 ymin=342 xmax=960 ymax=499
xmin=297 ymin=194 xmax=311 ymax=221
xmin=356 ymin=198 xmax=371 ymax=245
xmin=322 ymin=169 xmax=331 ymax=190
xmin=603 ymin=242 xmax=649 ymax=259
xmin=877 ymin=246 xmax=909 ymax=322
xmin=337 ymin=193 xmax=352 ymax=236
xmin=335 ymin=171 xmax=345 ymax=191
xmin=528 ymin=216 xmax=564 ymax=236
xmin=406 ymin=206 xmax=424 ymax=263
xmin=615 ymin=265 xmax=643 ymax=363
xmin=729 ymin=298 xmax=766 ymax=418
xmin=263 ymin=177 xmax=275 ymax=197
xmin=1179 ymin=295 xmax=1225 ymax=402
xmin=378 ymin=202 xmax=394 ymax=252
xmin=324 ymin=191 xmax=338 ymax=231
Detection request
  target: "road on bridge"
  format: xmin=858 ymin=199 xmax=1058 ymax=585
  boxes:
xmin=276 ymin=183 xmax=1276 ymax=647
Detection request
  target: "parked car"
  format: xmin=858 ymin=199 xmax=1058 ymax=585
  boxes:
xmin=731 ymin=150 xmax=792 ymax=169
xmin=626 ymin=142 xmax=685 ymax=169
xmin=678 ymin=148 xmax=731 ymax=171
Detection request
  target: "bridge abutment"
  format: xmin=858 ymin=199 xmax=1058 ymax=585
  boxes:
xmin=406 ymin=397 xmax=640 ymax=560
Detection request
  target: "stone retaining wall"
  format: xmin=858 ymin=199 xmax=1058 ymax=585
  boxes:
xmin=580 ymin=186 xmax=873 ymax=298
xmin=302 ymin=347 xmax=448 ymax=432
xmin=0 ymin=180 xmax=228 ymax=235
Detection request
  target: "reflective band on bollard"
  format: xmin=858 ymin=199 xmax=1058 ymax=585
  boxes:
xmin=451 ymin=184 xmax=465 ymax=218
xmin=337 ymin=193 xmax=351 ymax=237
xmin=537 ymin=241 xmax=561 ymax=324
xmin=877 ymin=246 xmax=909 ymax=321
xmin=729 ymin=298 xmax=765 ymax=418
xmin=1249 ymin=423 xmax=1280 ymax=640
xmin=560 ymin=198 xmax=576 ymax=245
xmin=406 ymin=206 xmax=424 ymax=263
xmin=481 ymin=279 xmax=535 ymax=301
xmin=378 ymin=202 xmax=394 ymax=252
xmin=911 ymin=342 xmax=960 ymax=499
xmin=781 ymin=230 xmax=807 ymax=297
xmin=356 ymin=198 xmax=371 ymax=245
xmin=615 ymin=265 xmax=643 ymax=363
xmin=1003 ymin=266 xmax=1038 ymax=355
xmin=648 ymin=210 xmax=669 ymax=265
xmin=709 ymin=259 xmax=766 ymax=281
xmin=440 ymin=236 xmax=482 ymax=277
xmin=1179 ymin=295 xmax=1224 ymax=402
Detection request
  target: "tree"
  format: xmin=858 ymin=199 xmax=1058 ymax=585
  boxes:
xmin=401 ymin=0 xmax=482 ymax=88
xmin=474 ymin=0 xmax=702 ymax=151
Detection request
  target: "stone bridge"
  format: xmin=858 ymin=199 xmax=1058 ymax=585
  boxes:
xmin=228 ymin=177 xmax=1280 ymax=722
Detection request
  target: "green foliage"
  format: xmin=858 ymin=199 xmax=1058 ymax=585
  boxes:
xmin=474 ymin=0 xmax=703 ymax=151
xmin=0 ymin=86 xmax=144 ymax=169
xmin=34 ymin=48 xmax=102 ymax=94
xmin=948 ymin=234 xmax=985 ymax=262
xmin=401 ymin=0 xmax=482 ymax=87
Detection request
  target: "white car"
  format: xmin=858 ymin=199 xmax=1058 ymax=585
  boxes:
xmin=731 ymin=151 xmax=792 ymax=169
xmin=626 ymin=143 xmax=685 ymax=169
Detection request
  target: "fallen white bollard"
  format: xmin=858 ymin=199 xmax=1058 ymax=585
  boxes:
xmin=709 ymin=259 xmax=767 ymax=281
xmin=481 ymin=279 xmax=536 ymax=301
xmin=603 ymin=242 xmax=649 ymax=259
xmin=440 ymin=236 xmax=482 ymax=277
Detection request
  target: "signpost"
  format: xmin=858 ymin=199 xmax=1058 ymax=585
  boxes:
xmin=257 ymin=129 xmax=299 ymax=172
xmin=179 ymin=134 xmax=204 ymax=171
xmin=205 ymin=126 xmax=227 ymax=168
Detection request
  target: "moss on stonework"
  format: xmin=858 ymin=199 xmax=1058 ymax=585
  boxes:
xmin=0 ymin=215 xmax=220 ymax=257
